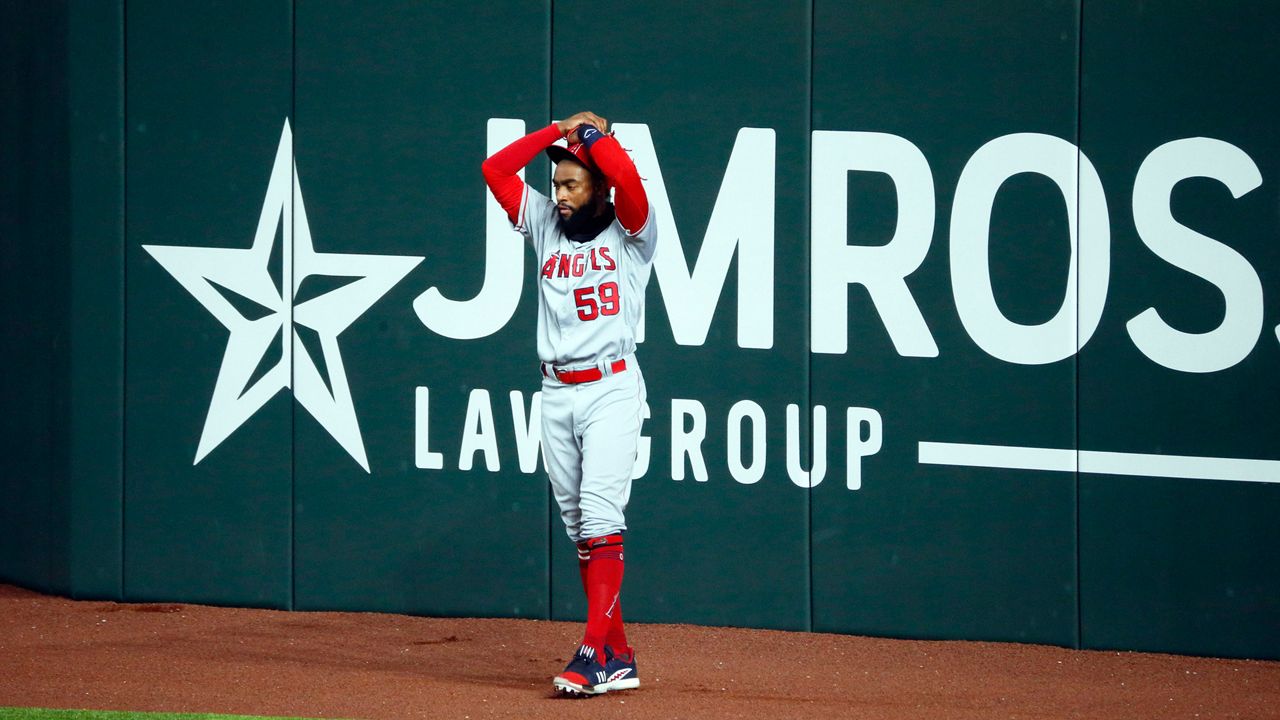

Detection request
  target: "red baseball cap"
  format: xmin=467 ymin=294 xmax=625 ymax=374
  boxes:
xmin=546 ymin=142 xmax=599 ymax=172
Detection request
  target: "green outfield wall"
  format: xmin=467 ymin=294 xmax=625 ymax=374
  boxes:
xmin=2 ymin=0 xmax=1277 ymax=660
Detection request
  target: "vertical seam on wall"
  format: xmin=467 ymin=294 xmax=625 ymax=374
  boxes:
xmin=1073 ymin=0 xmax=1085 ymax=651
xmin=48 ymin=1 xmax=56 ymax=594
xmin=806 ymin=0 xmax=815 ymax=634
xmin=120 ymin=0 xmax=129 ymax=602
xmin=51 ymin=0 xmax=69 ymax=593
xmin=289 ymin=0 xmax=297 ymax=613
xmin=545 ymin=0 xmax=554 ymax=621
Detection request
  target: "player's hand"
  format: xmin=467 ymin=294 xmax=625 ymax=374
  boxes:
xmin=557 ymin=111 xmax=609 ymax=143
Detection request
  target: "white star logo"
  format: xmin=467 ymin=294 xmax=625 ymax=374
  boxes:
xmin=144 ymin=119 xmax=423 ymax=472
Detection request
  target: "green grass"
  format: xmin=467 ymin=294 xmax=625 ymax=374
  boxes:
xmin=0 ymin=709 xmax=347 ymax=720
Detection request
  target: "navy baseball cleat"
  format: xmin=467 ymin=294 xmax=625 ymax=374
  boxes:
xmin=553 ymin=645 xmax=607 ymax=696
xmin=553 ymin=644 xmax=640 ymax=696
xmin=599 ymin=645 xmax=640 ymax=692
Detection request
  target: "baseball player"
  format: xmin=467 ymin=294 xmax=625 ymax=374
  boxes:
xmin=482 ymin=111 xmax=655 ymax=696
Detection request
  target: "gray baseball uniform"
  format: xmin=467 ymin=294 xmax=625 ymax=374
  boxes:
xmin=517 ymin=185 xmax=657 ymax=541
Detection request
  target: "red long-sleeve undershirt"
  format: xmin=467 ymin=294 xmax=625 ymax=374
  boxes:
xmin=481 ymin=122 xmax=650 ymax=235
xmin=589 ymin=132 xmax=649 ymax=234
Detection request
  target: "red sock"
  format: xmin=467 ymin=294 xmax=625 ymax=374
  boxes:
xmin=578 ymin=542 xmax=629 ymax=654
xmin=584 ymin=545 xmax=629 ymax=654
xmin=581 ymin=534 xmax=625 ymax=664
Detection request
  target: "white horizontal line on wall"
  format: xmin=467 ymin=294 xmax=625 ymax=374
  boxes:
xmin=918 ymin=442 xmax=1280 ymax=484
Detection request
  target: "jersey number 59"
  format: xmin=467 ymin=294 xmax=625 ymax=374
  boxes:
xmin=574 ymin=282 xmax=620 ymax=321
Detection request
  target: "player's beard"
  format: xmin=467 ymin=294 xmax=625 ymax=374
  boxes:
xmin=559 ymin=201 xmax=616 ymax=243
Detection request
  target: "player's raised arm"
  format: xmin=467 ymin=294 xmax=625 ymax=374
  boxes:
xmin=482 ymin=112 xmax=611 ymax=228
xmin=481 ymin=123 xmax=564 ymax=226
xmin=577 ymin=125 xmax=650 ymax=237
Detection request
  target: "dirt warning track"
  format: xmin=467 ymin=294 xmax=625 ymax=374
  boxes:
xmin=1 ymin=584 xmax=1277 ymax=720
